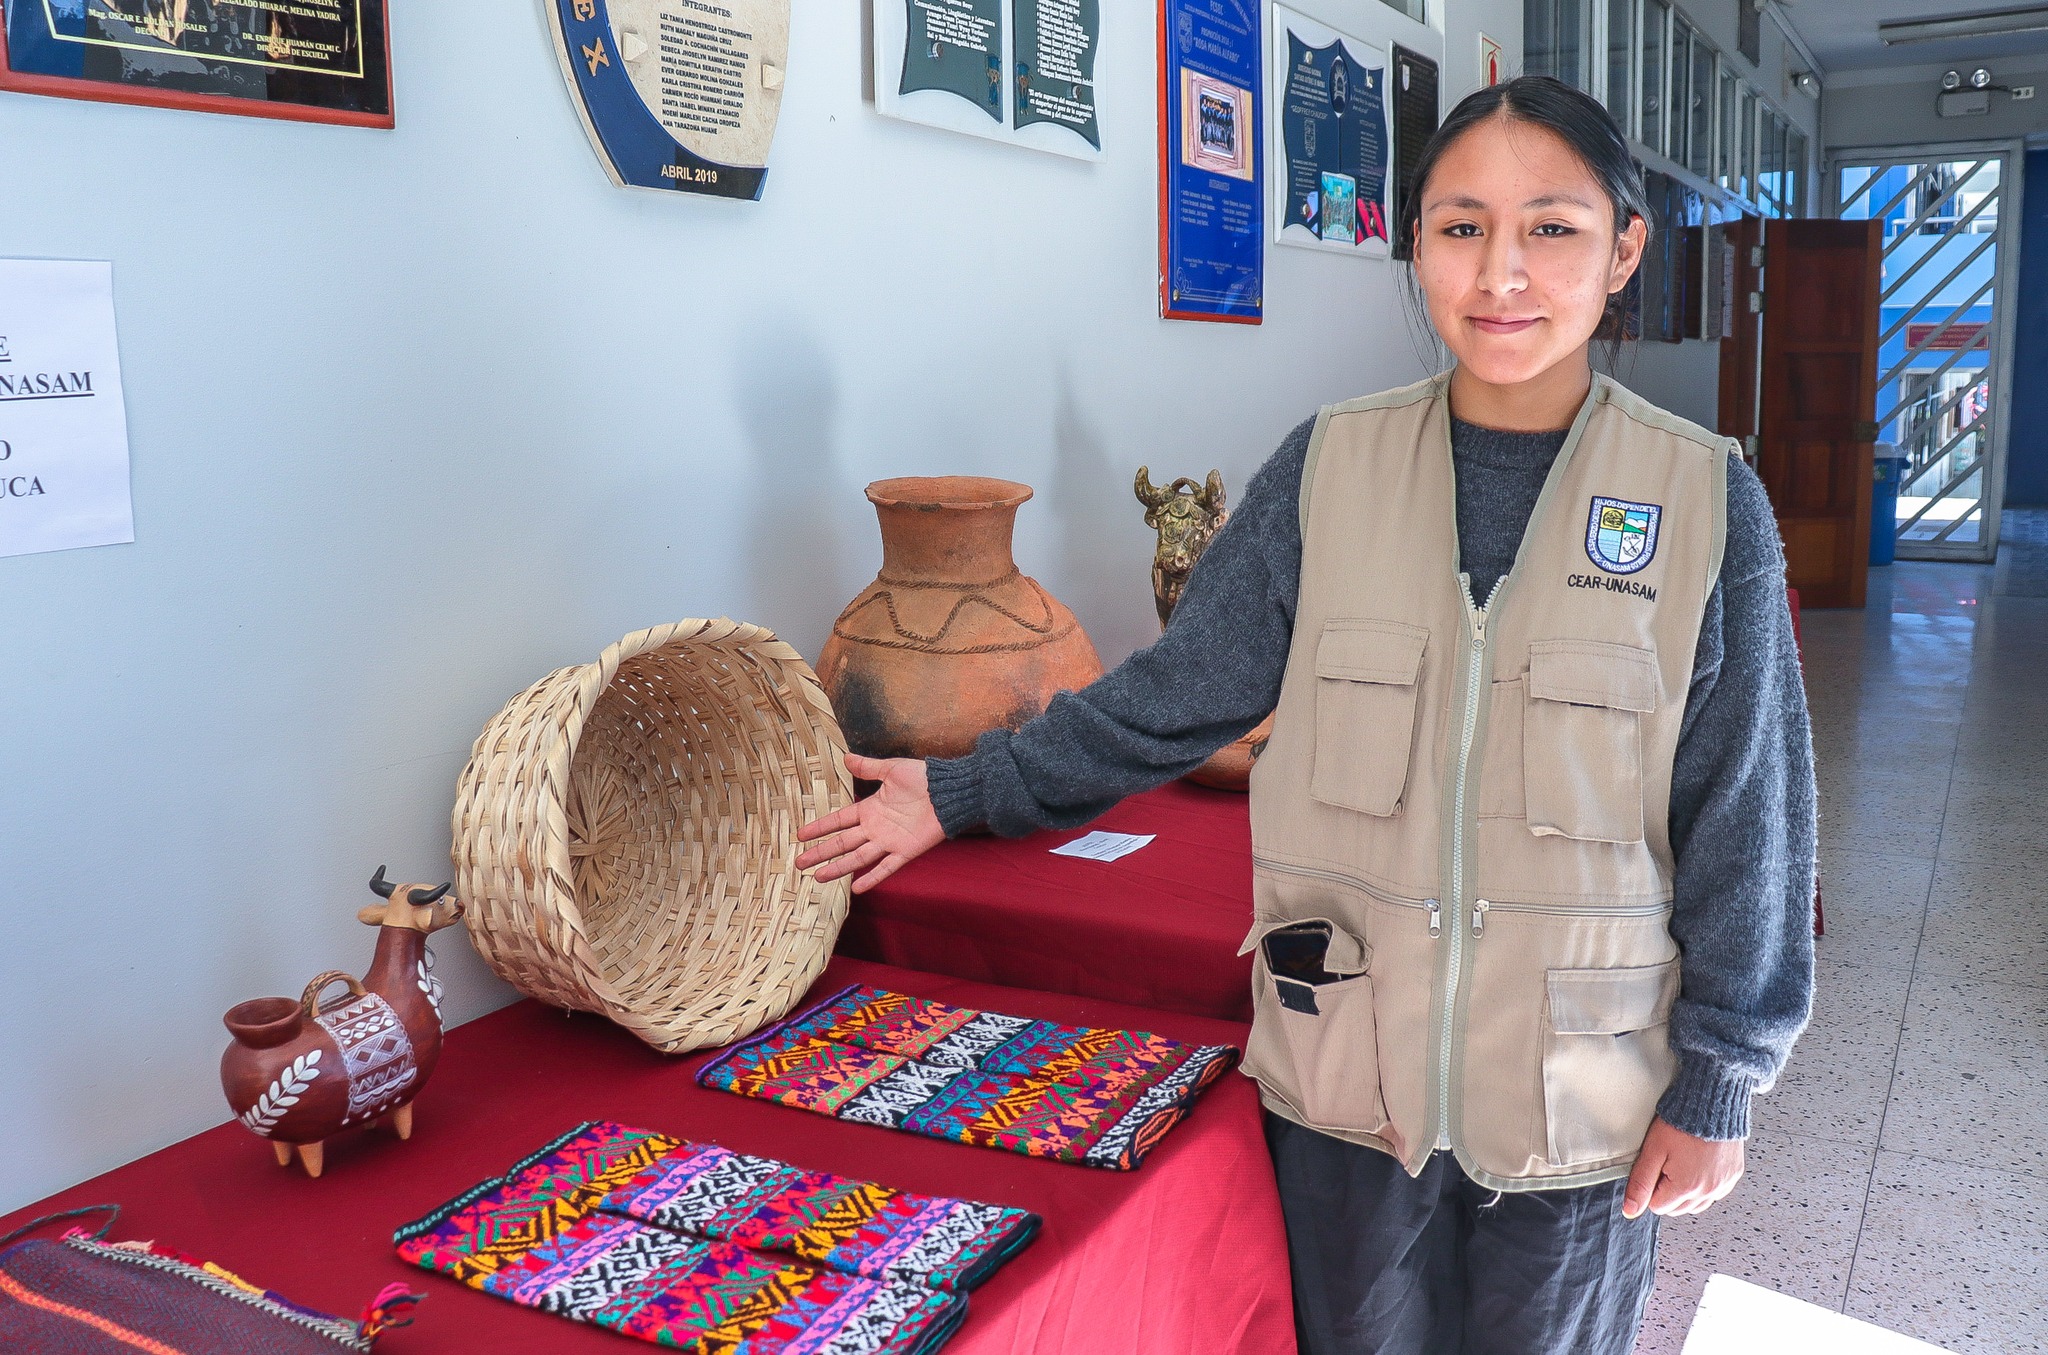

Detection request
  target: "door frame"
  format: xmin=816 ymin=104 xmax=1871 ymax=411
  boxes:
xmin=1825 ymin=137 xmax=2026 ymax=562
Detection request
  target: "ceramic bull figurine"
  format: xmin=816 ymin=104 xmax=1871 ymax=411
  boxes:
xmin=1134 ymin=466 xmax=1229 ymax=627
xmin=219 ymin=868 xmax=462 ymax=1177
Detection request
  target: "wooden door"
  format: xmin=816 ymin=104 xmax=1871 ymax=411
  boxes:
xmin=1755 ymin=219 xmax=1882 ymax=609
xmin=1718 ymin=215 xmax=1762 ymax=445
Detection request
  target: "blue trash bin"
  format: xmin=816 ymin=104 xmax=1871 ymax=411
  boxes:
xmin=1871 ymin=446 xmax=1906 ymax=566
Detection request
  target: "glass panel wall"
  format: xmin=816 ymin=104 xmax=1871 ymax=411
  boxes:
xmin=1641 ymin=0 xmax=1669 ymax=157
xmin=1606 ymin=0 xmax=1635 ymax=134
xmin=1736 ymin=84 xmax=1753 ymax=202
xmin=1785 ymin=127 xmax=1807 ymax=216
xmin=1688 ymin=36 xmax=1715 ymax=178
xmin=1670 ymin=16 xmax=1694 ymax=168
xmin=1759 ymin=110 xmax=1784 ymax=215
xmin=1597 ymin=1 xmax=1814 ymax=219
xmin=1525 ymin=0 xmax=1586 ymax=89
xmin=1718 ymin=67 xmax=1738 ymax=191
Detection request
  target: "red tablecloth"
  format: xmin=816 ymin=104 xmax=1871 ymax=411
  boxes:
xmin=839 ymin=782 xmax=1257 ymax=1022
xmin=0 ymin=957 xmax=1294 ymax=1355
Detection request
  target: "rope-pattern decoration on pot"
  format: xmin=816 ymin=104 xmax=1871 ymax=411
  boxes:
xmin=451 ymin=620 xmax=852 ymax=1054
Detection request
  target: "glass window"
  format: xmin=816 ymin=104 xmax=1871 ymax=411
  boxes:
xmin=1736 ymin=84 xmax=1754 ymax=202
xmin=1373 ymin=0 xmax=1426 ymax=19
xmin=1670 ymin=16 xmax=1694 ymax=167
xmin=1758 ymin=109 xmax=1783 ymax=215
xmin=1526 ymin=0 xmax=1556 ymax=79
xmin=1689 ymin=37 xmax=1716 ymax=177
xmin=1785 ymin=128 xmax=1807 ymax=216
xmin=1526 ymin=0 xmax=1587 ymax=88
xmin=1641 ymin=0 xmax=1668 ymax=156
xmin=1775 ymin=117 xmax=1793 ymax=213
xmin=1605 ymin=0 xmax=1635 ymax=135
xmin=1718 ymin=68 xmax=1738 ymax=190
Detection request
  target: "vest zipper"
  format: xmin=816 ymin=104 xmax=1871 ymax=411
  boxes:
xmin=1247 ymin=855 xmax=1441 ymax=932
xmin=1436 ymin=574 xmax=1501 ymax=1151
xmin=1470 ymin=897 xmax=1672 ymax=937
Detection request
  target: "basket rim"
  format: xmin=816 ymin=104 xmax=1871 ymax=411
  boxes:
xmin=452 ymin=616 xmax=852 ymax=1050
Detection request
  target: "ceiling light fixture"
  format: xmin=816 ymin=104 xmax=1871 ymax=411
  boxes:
xmin=1880 ymin=4 xmax=2048 ymax=45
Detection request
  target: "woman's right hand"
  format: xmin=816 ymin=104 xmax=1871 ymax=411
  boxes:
xmin=795 ymin=753 xmax=947 ymax=893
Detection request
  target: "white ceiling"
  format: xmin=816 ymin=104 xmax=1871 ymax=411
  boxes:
xmin=1779 ymin=0 xmax=2048 ymax=74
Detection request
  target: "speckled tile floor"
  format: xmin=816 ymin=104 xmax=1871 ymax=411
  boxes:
xmin=1635 ymin=511 xmax=2048 ymax=1355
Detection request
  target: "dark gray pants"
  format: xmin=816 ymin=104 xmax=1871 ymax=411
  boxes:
xmin=1264 ymin=1113 xmax=1660 ymax=1355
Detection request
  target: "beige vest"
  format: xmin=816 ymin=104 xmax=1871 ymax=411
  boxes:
xmin=1243 ymin=373 xmax=1732 ymax=1191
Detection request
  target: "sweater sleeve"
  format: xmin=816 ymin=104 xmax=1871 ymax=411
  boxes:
xmin=924 ymin=420 xmax=1310 ymax=838
xmin=1655 ymin=456 xmax=1818 ymax=1141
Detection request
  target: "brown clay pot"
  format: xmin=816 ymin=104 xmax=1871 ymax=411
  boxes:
xmin=219 ymin=872 xmax=463 ymax=1177
xmin=1185 ymin=713 xmax=1276 ymax=792
xmin=818 ymin=476 xmax=1104 ymax=761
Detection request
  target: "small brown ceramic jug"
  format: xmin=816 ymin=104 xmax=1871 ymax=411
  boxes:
xmin=220 ymin=868 xmax=462 ymax=1177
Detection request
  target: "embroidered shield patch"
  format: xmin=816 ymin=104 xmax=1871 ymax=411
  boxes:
xmin=1586 ymin=497 xmax=1661 ymax=575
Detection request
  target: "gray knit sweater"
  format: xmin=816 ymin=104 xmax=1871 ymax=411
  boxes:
xmin=925 ymin=414 xmax=1816 ymax=1143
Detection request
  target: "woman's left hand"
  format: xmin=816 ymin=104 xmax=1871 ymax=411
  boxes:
xmin=1621 ymin=1117 xmax=1745 ymax=1219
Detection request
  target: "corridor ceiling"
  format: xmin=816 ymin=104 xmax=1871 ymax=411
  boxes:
xmin=1784 ymin=1 xmax=2048 ymax=73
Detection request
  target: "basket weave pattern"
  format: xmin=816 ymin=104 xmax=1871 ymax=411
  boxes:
xmin=452 ymin=620 xmax=852 ymax=1054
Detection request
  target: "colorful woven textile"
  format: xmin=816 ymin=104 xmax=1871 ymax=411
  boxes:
xmin=597 ymin=1141 xmax=1037 ymax=1292
xmin=0 ymin=1226 xmax=412 ymax=1353
xmin=394 ymin=1121 xmax=1038 ymax=1353
xmin=696 ymin=984 xmax=1240 ymax=1170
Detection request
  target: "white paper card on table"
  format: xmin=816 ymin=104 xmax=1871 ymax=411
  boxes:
xmin=0 ymin=259 xmax=135 ymax=560
xmin=1050 ymin=831 xmax=1156 ymax=863
xmin=1683 ymin=1275 xmax=1952 ymax=1354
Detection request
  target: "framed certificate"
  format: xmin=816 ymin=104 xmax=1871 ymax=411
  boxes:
xmin=1269 ymin=4 xmax=1391 ymax=259
xmin=1157 ymin=0 xmax=1262 ymax=324
xmin=0 ymin=0 xmax=393 ymax=128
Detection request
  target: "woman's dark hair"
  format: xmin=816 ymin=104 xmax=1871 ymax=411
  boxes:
xmin=1397 ymin=75 xmax=1652 ymax=368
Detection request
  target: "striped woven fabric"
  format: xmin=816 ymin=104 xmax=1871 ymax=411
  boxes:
xmin=596 ymin=1140 xmax=1038 ymax=1292
xmin=696 ymin=985 xmax=1240 ymax=1170
xmin=0 ymin=1230 xmax=404 ymax=1354
xmin=394 ymin=1121 xmax=1038 ymax=1353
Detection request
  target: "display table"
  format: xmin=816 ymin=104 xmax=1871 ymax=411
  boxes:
xmin=0 ymin=956 xmax=1294 ymax=1355
xmin=838 ymin=782 xmax=1257 ymax=1022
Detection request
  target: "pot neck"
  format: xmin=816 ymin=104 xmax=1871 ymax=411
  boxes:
xmin=874 ymin=501 xmax=1022 ymax=584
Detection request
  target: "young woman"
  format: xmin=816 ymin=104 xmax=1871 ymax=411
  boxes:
xmin=796 ymin=76 xmax=1815 ymax=1355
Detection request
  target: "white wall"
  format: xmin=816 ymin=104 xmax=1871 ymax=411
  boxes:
xmin=1825 ymin=58 xmax=2048 ymax=154
xmin=0 ymin=0 xmax=1523 ymax=1210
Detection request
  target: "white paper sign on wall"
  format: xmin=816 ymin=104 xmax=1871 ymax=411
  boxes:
xmin=0 ymin=260 xmax=134 ymax=561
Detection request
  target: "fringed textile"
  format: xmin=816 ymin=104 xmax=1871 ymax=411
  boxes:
xmin=696 ymin=985 xmax=1239 ymax=1170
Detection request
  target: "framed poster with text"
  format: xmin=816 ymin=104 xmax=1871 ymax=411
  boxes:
xmin=1157 ymin=0 xmax=1261 ymax=324
xmin=0 ymin=0 xmax=392 ymax=127
xmin=1269 ymin=4 xmax=1390 ymax=259
xmin=874 ymin=0 xmax=1103 ymax=161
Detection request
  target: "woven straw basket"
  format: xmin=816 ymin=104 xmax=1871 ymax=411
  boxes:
xmin=451 ymin=619 xmax=852 ymax=1054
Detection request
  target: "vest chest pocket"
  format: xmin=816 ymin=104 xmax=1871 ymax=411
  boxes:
xmin=1522 ymin=640 xmax=1660 ymax=844
xmin=1542 ymin=961 xmax=1680 ymax=1168
xmin=1309 ymin=620 xmax=1430 ymax=817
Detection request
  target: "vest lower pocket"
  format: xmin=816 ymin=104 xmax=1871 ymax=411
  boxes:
xmin=1541 ymin=962 xmax=1679 ymax=1168
xmin=1309 ymin=620 xmax=1429 ymax=817
xmin=1522 ymin=640 xmax=1659 ymax=844
xmin=1243 ymin=917 xmax=1390 ymax=1136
